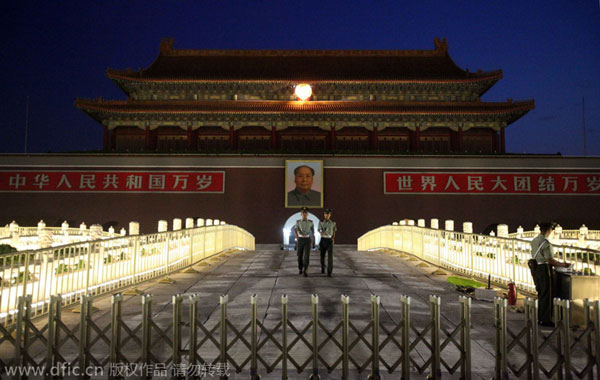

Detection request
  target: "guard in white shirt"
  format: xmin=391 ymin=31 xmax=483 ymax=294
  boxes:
xmin=318 ymin=208 xmax=337 ymax=277
xmin=295 ymin=207 xmax=314 ymax=277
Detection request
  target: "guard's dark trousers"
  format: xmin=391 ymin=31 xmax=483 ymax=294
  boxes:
xmin=319 ymin=238 xmax=334 ymax=275
xmin=297 ymin=237 xmax=311 ymax=272
xmin=533 ymin=264 xmax=553 ymax=323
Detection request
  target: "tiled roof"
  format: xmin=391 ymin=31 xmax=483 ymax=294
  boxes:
xmin=106 ymin=38 xmax=501 ymax=82
xmin=76 ymin=99 xmax=534 ymax=116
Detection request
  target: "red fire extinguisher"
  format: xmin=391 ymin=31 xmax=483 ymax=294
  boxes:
xmin=507 ymin=282 xmax=517 ymax=305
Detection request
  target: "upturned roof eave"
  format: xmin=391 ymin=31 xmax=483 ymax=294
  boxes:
xmin=75 ymin=98 xmax=534 ymax=117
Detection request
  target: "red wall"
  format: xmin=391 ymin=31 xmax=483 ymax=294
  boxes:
xmin=1 ymin=155 xmax=599 ymax=244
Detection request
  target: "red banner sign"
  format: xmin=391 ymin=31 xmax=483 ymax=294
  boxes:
xmin=0 ymin=171 xmax=225 ymax=193
xmin=384 ymin=172 xmax=600 ymax=195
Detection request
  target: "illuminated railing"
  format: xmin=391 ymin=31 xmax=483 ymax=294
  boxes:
xmin=358 ymin=224 xmax=600 ymax=294
xmin=0 ymin=226 xmax=107 ymax=238
xmin=508 ymin=224 xmax=600 ymax=250
xmin=0 ymin=220 xmax=117 ymax=251
xmin=0 ymin=223 xmax=254 ymax=325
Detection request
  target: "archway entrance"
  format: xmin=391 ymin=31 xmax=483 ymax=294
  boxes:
xmin=282 ymin=211 xmax=321 ymax=250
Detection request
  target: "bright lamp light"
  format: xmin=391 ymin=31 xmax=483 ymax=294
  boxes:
xmin=294 ymin=84 xmax=312 ymax=101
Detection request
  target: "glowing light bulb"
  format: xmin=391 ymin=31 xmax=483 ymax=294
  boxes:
xmin=294 ymin=84 xmax=312 ymax=101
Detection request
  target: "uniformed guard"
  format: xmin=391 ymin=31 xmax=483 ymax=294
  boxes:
xmin=530 ymin=222 xmax=571 ymax=327
xmin=318 ymin=208 xmax=337 ymax=277
xmin=295 ymin=207 xmax=314 ymax=277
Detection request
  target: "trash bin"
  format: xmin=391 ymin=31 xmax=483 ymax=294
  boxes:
xmin=554 ymin=267 xmax=573 ymax=300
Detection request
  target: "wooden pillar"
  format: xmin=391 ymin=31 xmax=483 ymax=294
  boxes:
xmin=187 ymin=126 xmax=194 ymax=151
xmin=415 ymin=127 xmax=421 ymax=152
xmin=453 ymin=127 xmax=463 ymax=152
xmin=103 ymin=126 xmax=110 ymax=151
xmin=330 ymin=125 xmax=336 ymax=151
xmin=492 ymin=131 xmax=499 ymax=153
xmin=410 ymin=127 xmax=420 ymax=152
xmin=151 ymin=129 xmax=157 ymax=151
xmin=271 ymin=125 xmax=277 ymax=150
xmin=229 ymin=125 xmax=235 ymax=150
xmin=371 ymin=126 xmax=379 ymax=151
xmin=500 ymin=127 xmax=506 ymax=153
xmin=110 ymin=129 xmax=117 ymax=150
xmin=145 ymin=126 xmax=151 ymax=151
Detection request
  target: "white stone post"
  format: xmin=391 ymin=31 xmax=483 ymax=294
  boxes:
xmin=185 ymin=218 xmax=194 ymax=229
xmin=196 ymin=218 xmax=204 ymax=227
xmin=399 ymin=220 xmax=406 ymax=226
xmin=206 ymin=219 xmax=213 ymax=226
xmin=40 ymin=229 xmax=53 ymax=248
xmin=392 ymin=222 xmax=398 ymax=226
xmin=220 ymin=221 xmax=226 ymax=225
xmin=517 ymin=226 xmax=524 ymax=238
xmin=61 ymin=221 xmax=69 ymax=237
xmin=463 ymin=222 xmax=473 ymax=234
xmin=120 ymin=228 xmax=126 ymax=236
xmin=489 ymin=231 xmax=496 ymax=237
xmin=129 ymin=222 xmax=139 ymax=236
xmin=579 ymin=224 xmax=588 ymax=246
xmin=554 ymin=224 xmax=562 ymax=239
xmin=37 ymin=220 xmax=46 ymax=233
xmin=173 ymin=218 xmax=182 ymax=231
xmin=89 ymin=225 xmax=103 ymax=275
xmin=213 ymin=219 xmax=220 ymax=226
xmin=90 ymin=224 xmax=103 ymax=240
xmin=497 ymin=224 xmax=509 ymax=238
xmin=80 ymin=222 xmax=87 ymax=235
xmin=37 ymin=220 xmax=46 ymax=246
xmin=10 ymin=221 xmax=19 ymax=246
xmin=9 ymin=221 xmax=19 ymax=234
xmin=417 ymin=219 xmax=425 ymax=227
xmin=9 ymin=221 xmax=18 ymax=234
xmin=431 ymin=219 xmax=439 ymax=229
xmin=534 ymin=224 xmax=540 ymax=235
xmin=108 ymin=226 xmax=115 ymax=237
xmin=497 ymin=225 xmax=508 ymax=271
xmin=444 ymin=220 xmax=454 ymax=231
xmin=158 ymin=220 xmax=168 ymax=233
xmin=128 ymin=221 xmax=141 ymax=290
xmin=407 ymin=219 xmax=415 ymax=226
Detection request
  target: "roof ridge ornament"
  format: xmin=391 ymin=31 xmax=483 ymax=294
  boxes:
xmin=433 ymin=37 xmax=448 ymax=53
xmin=160 ymin=37 xmax=174 ymax=54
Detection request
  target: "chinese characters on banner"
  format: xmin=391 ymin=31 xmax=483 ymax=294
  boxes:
xmin=384 ymin=172 xmax=600 ymax=195
xmin=0 ymin=171 xmax=225 ymax=193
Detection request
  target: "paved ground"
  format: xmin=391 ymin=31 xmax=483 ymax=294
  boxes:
xmin=5 ymin=245 xmax=588 ymax=379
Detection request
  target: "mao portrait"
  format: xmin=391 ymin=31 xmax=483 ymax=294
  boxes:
xmin=285 ymin=160 xmax=323 ymax=208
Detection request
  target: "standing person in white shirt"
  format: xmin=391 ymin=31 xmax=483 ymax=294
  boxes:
xmin=318 ymin=208 xmax=337 ymax=277
xmin=530 ymin=222 xmax=570 ymax=327
xmin=295 ymin=207 xmax=314 ymax=277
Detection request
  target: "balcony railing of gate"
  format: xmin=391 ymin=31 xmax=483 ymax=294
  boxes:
xmin=1 ymin=220 xmax=121 ymax=251
xmin=509 ymin=224 xmax=600 ymax=251
xmin=0 ymin=222 xmax=254 ymax=326
xmin=2 ymin=293 xmax=598 ymax=379
xmin=358 ymin=223 xmax=600 ymax=294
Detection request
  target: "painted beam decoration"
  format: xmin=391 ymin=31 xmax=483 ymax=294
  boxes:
xmin=384 ymin=172 xmax=600 ymax=195
xmin=0 ymin=171 xmax=225 ymax=193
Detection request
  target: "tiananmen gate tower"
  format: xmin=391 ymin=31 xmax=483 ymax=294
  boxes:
xmin=76 ymin=38 xmax=533 ymax=155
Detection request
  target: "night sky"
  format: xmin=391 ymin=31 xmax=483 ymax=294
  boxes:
xmin=1 ymin=1 xmax=599 ymax=156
